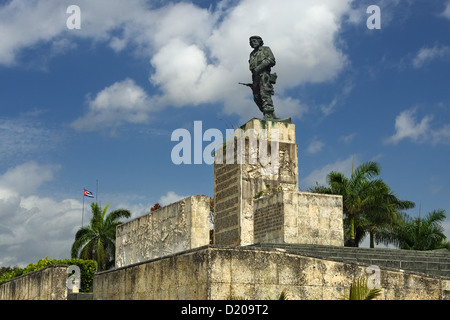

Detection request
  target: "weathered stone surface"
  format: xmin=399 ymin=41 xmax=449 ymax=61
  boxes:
xmin=214 ymin=119 xmax=298 ymax=246
xmin=0 ymin=265 xmax=68 ymax=300
xmin=253 ymin=191 xmax=344 ymax=246
xmin=115 ymin=195 xmax=211 ymax=268
xmin=93 ymin=246 xmax=450 ymax=300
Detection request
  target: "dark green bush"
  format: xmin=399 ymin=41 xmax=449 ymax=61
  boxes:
xmin=0 ymin=257 xmax=97 ymax=292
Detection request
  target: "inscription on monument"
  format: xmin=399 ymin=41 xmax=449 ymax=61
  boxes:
xmin=254 ymin=203 xmax=284 ymax=242
xmin=214 ymin=119 xmax=299 ymax=246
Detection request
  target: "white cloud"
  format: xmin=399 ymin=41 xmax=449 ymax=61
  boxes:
xmin=302 ymin=155 xmax=355 ymax=189
xmin=385 ymin=108 xmax=450 ymax=145
xmin=1 ymin=0 xmax=353 ymax=127
xmin=0 ymin=161 xmax=194 ymax=266
xmin=273 ymin=96 xmax=309 ymax=120
xmin=71 ymin=78 xmax=156 ymax=132
xmin=158 ymin=191 xmax=187 ymax=207
xmin=0 ymin=195 xmax=82 ymax=267
xmin=0 ymin=0 xmax=151 ymax=66
xmin=145 ymin=0 xmax=351 ymax=122
xmin=306 ymin=137 xmax=325 ymax=154
xmin=344 ymin=0 xmax=407 ymax=28
xmin=0 ymin=161 xmax=57 ymax=196
xmin=441 ymin=2 xmax=450 ymax=20
xmin=150 ymin=38 xmax=220 ymax=106
xmin=412 ymin=45 xmax=450 ymax=68
xmin=0 ymin=162 xmax=80 ymax=267
xmin=385 ymin=108 xmax=433 ymax=144
xmin=431 ymin=124 xmax=450 ymax=145
xmin=0 ymin=1 xmax=65 ymax=65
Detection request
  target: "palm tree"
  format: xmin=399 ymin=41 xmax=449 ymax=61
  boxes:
xmin=71 ymin=202 xmax=131 ymax=271
xmin=378 ymin=209 xmax=448 ymax=250
xmin=327 ymin=161 xmax=382 ymax=247
xmin=361 ymin=182 xmax=415 ymax=248
xmin=310 ymin=161 xmax=415 ymax=247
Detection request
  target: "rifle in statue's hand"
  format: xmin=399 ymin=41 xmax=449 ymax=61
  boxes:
xmin=238 ymin=82 xmax=253 ymax=88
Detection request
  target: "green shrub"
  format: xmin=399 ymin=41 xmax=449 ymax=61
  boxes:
xmin=0 ymin=257 xmax=97 ymax=292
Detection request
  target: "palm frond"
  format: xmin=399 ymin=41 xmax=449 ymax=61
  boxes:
xmin=342 ymin=276 xmax=382 ymax=300
xmin=351 ymin=161 xmax=381 ymax=181
xmin=71 ymin=202 xmax=131 ymax=271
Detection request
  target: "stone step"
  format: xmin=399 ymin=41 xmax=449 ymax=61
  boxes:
xmin=298 ymin=250 xmax=450 ymax=262
xmin=249 ymin=243 xmax=450 ymax=278
xmin=273 ymin=245 xmax=450 ymax=260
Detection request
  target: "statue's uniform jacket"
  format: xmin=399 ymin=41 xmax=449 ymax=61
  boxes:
xmin=249 ymin=46 xmax=276 ymax=114
xmin=249 ymin=46 xmax=276 ymax=74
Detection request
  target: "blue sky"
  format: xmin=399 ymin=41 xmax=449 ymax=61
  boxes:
xmin=1 ymin=0 xmax=450 ymax=267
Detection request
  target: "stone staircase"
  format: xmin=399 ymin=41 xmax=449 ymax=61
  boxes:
xmin=249 ymin=243 xmax=450 ymax=278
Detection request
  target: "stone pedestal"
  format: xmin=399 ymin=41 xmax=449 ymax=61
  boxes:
xmin=213 ymin=118 xmax=298 ymax=246
xmin=253 ymin=191 xmax=344 ymax=246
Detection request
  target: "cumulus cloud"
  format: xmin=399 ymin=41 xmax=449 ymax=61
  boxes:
xmin=0 ymin=0 xmax=151 ymax=66
xmin=0 ymin=161 xmax=81 ymax=266
xmin=385 ymin=109 xmax=433 ymax=145
xmin=0 ymin=161 xmax=56 ymax=196
xmin=132 ymin=0 xmax=351 ymax=123
xmin=385 ymin=108 xmax=450 ymax=145
xmin=0 ymin=0 xmax=353 ymax=127
xmin=71 ymin=78 xmax=156 ymax=132
xmin=0 ymin=160 xmax=191 ymax=266
xmin=0 ymin=1 xmax=66 ymax=65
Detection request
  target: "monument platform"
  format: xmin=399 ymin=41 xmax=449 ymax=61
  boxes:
xmin=213 ymin=119 xmax=299 ymax=246
xmin=115 ymin=118 xmax=343 ymax=269
xmin=213 ymin=118 xmax=343 ymax=247
xmin=254 ymin=191 xmax=343 ymax=246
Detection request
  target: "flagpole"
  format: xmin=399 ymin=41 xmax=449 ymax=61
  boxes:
xmin=82 ymin=188 xmax=85 ymax=227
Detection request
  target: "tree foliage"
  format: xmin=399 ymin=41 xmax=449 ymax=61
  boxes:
xmin=0 ymin=257 xmax=96 ymax=292
xmin=341 ymin=276 xmax=382 ymax=300
xmin=71 ymin=202 xmax=131 ymax=271
xmin=309 ymin=161 xmax=415 ymax=247
xmin=377 ymin=209 xmax=449 ymax=250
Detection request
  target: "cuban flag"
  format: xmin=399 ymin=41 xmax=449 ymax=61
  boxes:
xmin=84 ymin=189 xmax=94 ymax=198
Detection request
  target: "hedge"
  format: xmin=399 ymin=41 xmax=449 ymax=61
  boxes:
xmin=0 ymin=257 xmax=97 ymax=292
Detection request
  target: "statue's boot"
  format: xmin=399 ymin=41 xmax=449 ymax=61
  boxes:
xmin=263 ymin=112 xmax=291 ymax=123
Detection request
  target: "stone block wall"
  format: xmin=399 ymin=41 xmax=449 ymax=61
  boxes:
xmin=214 ymin=119 xmax=299 ymax=247
xmin=93 ymin=246 xmax=450 ymax=300
xmin=254 ymin=191 xmax=344 ymax=246
xmin=95 ymin=247 xmax=211 ymax=300
xmin=115 ymin=195 xmax=211 ymax=268
xmin=0 ymin=265 xmax=68 ymax=300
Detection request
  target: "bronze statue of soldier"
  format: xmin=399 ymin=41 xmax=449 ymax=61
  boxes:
xmin=240 ymin=36 xmax=279 ymax=120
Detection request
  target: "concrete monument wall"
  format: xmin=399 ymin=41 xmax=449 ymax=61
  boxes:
xmin=0 ymin=265 xmax=68 ymax=300
xmin=214 ymin=119 xmax=298 ymax=246
xmin=93 ymin=246 xmax=450 ymax=300
xmin=115 ymin=195 xmax=211 ymax=268
xmin=254 ymin=191 xmax=344 ymax=246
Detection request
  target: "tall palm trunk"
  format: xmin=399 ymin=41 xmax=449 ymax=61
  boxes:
xmin=348 ymin=216 xmax=356 ymax=247
xmin=370 ymin=232 xmax=375 ymax=248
